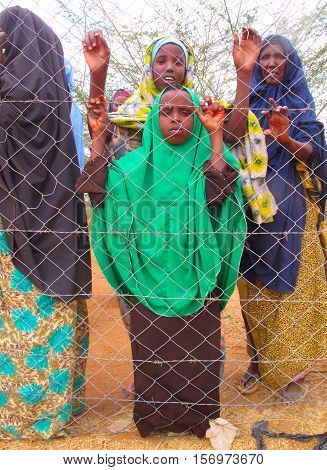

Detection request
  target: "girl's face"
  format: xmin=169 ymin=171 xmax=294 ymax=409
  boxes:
xmin=152 ymin=44 xmax=186 ymax=91
xmin=159 ymin=89 xmax=193 ymax=145
xmin=259 ymin=43 xmax=287 ymax=85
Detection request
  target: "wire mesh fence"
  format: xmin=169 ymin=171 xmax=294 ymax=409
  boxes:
xmin=0 ymin=0 xmax=326 ymax=449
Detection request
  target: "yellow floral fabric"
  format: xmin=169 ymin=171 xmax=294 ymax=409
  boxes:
xmin=231 ymin=111 xmax=278 ymax=224
xmin=296 ymin=160 xmax=327 ymax=251
xmin=108 ymin=37 xmax=194 ymax=129
xmin=239 ymin=194 xmax=327 ymax=390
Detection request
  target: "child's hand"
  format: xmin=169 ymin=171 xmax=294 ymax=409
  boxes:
xmin=262 ymin=97 xmax=290 ymax=145
xmin=87 ymin=95 xmax=109 ymax=137
xmin=82 ymin=30 xmax=110 ymax=73
xmin=194 ymin=97 xmax=225 ymax=135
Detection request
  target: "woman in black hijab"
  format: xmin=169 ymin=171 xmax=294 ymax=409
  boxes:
xmin=0 ymin=7 xmax=91 ymax=439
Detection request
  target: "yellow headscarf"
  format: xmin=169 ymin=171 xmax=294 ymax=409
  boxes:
xmin=109 ymin=38 xmax=277 ymax=224
xmin=108 ymin=37 xmax=194 ymax=129
xmin=231 ymin=111 xmax=278 ymax=224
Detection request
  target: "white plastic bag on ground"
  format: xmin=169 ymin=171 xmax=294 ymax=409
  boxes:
xmin=206 ymin=418 xmax=240 ymax=450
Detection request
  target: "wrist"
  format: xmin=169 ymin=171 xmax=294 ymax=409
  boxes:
xmin=92 ymin=130 xmax=107 ymax=142
xmin=236 ymin=69 xmax=252 ymax=82
xmin=91 ymin=139 xmax=106 ymax=160
xmin=276 ymin=134 xmax=291 ymax=147
xmin=210 ymin=155 xmax=227 ymax=172
xmin=210 ymin=131 xmax=224 ymax=161
xmin=90 ymin=64 xmax=109 ymax=76
xmin=209 ymin=128 xmax=223 ymax=142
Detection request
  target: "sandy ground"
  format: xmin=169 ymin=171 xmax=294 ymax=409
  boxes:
xmin=1 ymin=256 xmax=326 ymax=450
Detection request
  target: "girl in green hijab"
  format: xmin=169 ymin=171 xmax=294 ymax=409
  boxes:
xmin=78 ymin=86 xmax=246 ymax=437
xmin=82 ymin=29 xmax=262 ymax=398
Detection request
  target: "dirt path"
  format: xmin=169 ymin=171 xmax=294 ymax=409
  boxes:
xmin=1 ymin=256 xmax=326 ymax=450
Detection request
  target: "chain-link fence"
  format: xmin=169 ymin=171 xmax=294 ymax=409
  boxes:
xmin=0 ymin=0 xmax=326 ymax=450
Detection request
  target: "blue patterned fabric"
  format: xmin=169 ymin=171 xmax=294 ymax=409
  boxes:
xmin=0 ymin=228 xmax=88 ymax=439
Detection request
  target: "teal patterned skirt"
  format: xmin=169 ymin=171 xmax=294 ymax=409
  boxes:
xmin=0 ymin=229 xmax=89 ymax=439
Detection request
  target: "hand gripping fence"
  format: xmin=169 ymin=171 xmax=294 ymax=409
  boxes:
xmin=0 ymin=0 xmax=326 ymax=449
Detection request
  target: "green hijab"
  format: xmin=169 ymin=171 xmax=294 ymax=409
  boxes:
xmin=92 ymin=88 xmax=246 ymax=316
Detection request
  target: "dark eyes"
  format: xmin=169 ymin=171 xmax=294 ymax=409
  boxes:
xmin=260 ymin=53 xmax=285 ymax=61
xmin=160 ymin=108 xmax=191 ymax=117
xmin=161 ymin=108 xmax=172 ymax=116
xmin=155 ymin=57 xmax=184 ymax=66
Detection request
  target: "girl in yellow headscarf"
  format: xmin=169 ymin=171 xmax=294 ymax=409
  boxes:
xmin=82 ymin=28 xmax=264 ymax=153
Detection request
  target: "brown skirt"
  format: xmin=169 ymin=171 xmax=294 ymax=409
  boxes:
xmin=129 ymin=292 xmax=222 ymax=438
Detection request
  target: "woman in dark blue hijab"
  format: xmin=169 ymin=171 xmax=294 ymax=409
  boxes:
xmin=238 ymin=34 xmax=326 ymax=402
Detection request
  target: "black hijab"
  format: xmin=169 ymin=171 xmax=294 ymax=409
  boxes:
xmin=0 ymin=6 xmax=91 ymax=301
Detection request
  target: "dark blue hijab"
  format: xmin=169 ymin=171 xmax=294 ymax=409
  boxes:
xmin=241 ymin=35 xmax=326 ymax=292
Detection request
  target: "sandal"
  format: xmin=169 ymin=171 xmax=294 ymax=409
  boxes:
xmin=276 ymin=381 xmax=304 ymax=404
xmin=236 ymin=371 xmax=260 ymax=395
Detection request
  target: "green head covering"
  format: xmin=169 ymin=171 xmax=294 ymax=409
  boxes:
xmin=92 ymin=87 xmax=246 ymax=316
